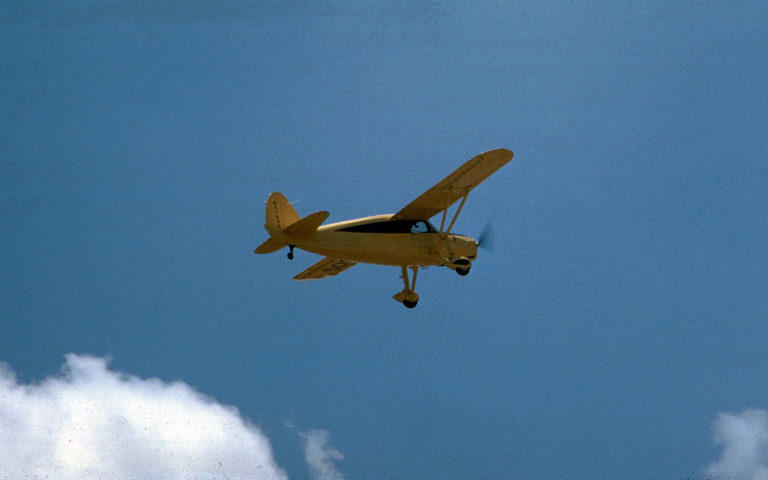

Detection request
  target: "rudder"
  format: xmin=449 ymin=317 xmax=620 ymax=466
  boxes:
xmin=265 ymin=191 xmax=300 ymax=231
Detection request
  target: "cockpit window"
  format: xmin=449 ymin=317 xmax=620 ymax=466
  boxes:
xmin=339 ymin=219 xmax=437 ymax=234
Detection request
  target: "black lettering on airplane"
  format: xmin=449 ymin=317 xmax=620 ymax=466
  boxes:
xmin=321 ymin=260 xmax=353 ymax=273
xmin=272 ymin=202 xmax=282 ymax=227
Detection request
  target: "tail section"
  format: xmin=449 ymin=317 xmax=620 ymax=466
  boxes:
xmin=255 ymin=192 xmax=328 ymax=255
xmin=254 ymin=237 xmax=284 ymax=254
xmin=265 ymin=191 xmax=301 ymax=232
xmin=284 ymin=211 xmax=329 ymax=234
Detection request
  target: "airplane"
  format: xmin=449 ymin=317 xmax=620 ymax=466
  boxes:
xmin=254 ymin=148 xmax=514 ymax=308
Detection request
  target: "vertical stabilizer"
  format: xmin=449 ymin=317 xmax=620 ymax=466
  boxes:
xmin=265 ymin=191 xmax=300 ymax=231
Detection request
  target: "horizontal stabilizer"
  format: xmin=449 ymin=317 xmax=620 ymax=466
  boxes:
xmin=293 ymin=257 xmax=357 ymax=281
xmin=284 ymin=211 xmax=329 ymax=235
xmin=254 ymin=237 xmax=285 ymax=254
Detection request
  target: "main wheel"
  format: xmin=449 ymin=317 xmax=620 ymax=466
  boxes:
xmin=456 ymin=267 xmax=470 ymax=276
xmin=287 ymin=251 xmax=294 ymax=260
xmin=403 ymin=299 xmax=418 ymax=309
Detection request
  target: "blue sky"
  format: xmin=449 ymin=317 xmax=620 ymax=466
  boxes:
xmin=1 ymin=2 xmax=767 ymax=479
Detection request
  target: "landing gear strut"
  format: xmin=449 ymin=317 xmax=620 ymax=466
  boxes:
xmin=287 ymin=245 xmax=295 ymax=260
xmin=393 ymin=265 xmax=420 ymax=308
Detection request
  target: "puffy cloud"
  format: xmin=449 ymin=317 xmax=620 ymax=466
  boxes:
xmin=706 ymin=409 xmax=768 ymax=480
xmin=301 ymin=429 xmax=345 ymax=480
xmin=0 ymin=354 xmax=288 ymax=480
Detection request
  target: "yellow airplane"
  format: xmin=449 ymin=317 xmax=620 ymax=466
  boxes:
xmin=254 ymin=148 xmax=513 ymax=308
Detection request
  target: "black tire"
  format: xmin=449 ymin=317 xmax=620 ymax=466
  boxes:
xmin=456 ymin=267 xmax=470 ymax=276
xmin=403 ymin=299 xmax=418 ymax=309
xmin=287 ymin=252 xmax=294 ymax=260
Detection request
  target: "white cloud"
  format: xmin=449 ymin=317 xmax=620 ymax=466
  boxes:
xmin=301 ymin=429 xmax=345 ymax=480
xmin=706 ymin=409 xmax=768 ymax=480
xmin=0 ymin=354 xmax=288 ymax=480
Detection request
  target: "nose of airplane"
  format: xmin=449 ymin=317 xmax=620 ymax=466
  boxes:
xmin=452 ymin=235 xmax=478 ymax=260
xmin=467 ymin=238 xmax=479 ymax=260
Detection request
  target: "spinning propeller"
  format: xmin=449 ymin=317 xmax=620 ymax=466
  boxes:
xmin=476 ymin=222 xmax=495 ymax=252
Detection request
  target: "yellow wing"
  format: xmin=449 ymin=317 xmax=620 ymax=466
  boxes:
xmin=391 ymin=148 xmax=513 ymax=220
xmin=293 ymin=257 xmax=357 ymax=281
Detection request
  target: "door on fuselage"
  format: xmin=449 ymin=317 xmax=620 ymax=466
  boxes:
xmin=407 ymin=220 xmax=439 ymax=254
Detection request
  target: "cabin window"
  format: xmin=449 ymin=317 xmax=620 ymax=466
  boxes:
xmin=339 ymin=220 xmax=437 ymax=234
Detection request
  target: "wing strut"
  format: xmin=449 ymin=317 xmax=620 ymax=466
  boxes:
xmin=438 ymin=209 xmax=447 ymax=233
xmin=444 ymin=193 xmax=468 ymax=235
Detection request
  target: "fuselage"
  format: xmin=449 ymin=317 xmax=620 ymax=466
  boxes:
xmin=267 ymin=214 xmax=477 ymax=266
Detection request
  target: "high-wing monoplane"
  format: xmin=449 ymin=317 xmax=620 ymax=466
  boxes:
xmin=254 ymin=148 xmax=513 ymax=308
